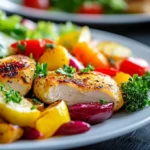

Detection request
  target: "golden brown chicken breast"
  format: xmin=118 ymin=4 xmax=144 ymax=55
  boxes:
xmin=0 ymin=55 xmax=35 ymax=96
xmin=34 ymin=71 xmax=123 ymax=111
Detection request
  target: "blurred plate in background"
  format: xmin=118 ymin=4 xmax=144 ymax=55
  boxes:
xmin=0 ymin=0 xmax=150 ymax=24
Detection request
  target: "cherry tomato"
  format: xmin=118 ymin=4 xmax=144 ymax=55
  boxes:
xmin=10 ymin=39 xmax=54 ymax=60
xmin=23 ymin=0 xmax=49 ymax=10
xmin=79 ymin=2 xmax=103 ymax=14
xmin=95 ymin=68 xmax=118 ymax=77
xmin=119 ymin=57 xmax=149 ymax=76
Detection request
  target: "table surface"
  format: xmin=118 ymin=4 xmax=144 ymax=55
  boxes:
xmin=5 ymin=12 xmax=150 ymax=150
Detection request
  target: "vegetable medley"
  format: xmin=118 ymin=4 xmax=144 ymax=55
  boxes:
xmin=22 ymin=0 xmax=150 ymax=14
xmin=0 ymin=11 xmax=150 ymax=144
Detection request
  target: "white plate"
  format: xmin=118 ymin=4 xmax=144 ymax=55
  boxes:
xmin=0 ymin=0 xmax=150 ymax=24
xmin=0 ymin=28 xmax=150 ymax=150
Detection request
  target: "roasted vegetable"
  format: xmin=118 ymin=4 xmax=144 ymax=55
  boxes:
xmin=10 ymin=39 xmax=54 ymax=60
xmin=23 ymin=0 xmax=49 ymax=10
xmin=113 ymin=72 xmax=131 ymax=87
xmin=39 ymin=45 xmax=69 ymax=71
xmin=23 ymin=127 xmax=43 ymax=140
xmin=36 ymin=100 xmax=70 ymax=138
xmin=95 ymin=68 xmax=118 ymax=77
xmin=69 ymin=102 xmax=114 ymax=124
xmin=54 ymin=121 xmax=90 ymax=135
xmin=69 ymin=54 xmax=84 ymax=71
xmin=73 ymin=42 xmax=109 ymax=68
xmin=79 ymin=2 xmax=104 ymax=14
xmin=119 ymin=57 xmax=149 ymax=76
xmin=97 ymin=41 xmax=131 ymax=61
xmin=0 ymin=83 xmax=40 ymax=127
xmin=57 ymin=26 xmax=91 ymax=52
xmin=121 ymin=74 xmax=150 ymax=112
xmin=142 ymin=72 xmax=150 ymax=87
xmin=0 ymin=123 xmax=23 ymax=144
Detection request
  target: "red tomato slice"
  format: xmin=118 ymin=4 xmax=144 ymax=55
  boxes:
xmin=95 ymin=68 xmax=118 ymax=77
xmin=23 ymin=0 xmax=49 ymax=10
xmin=79 ymin=2 xmax=103 ymax=14
xmin=119 ymin=57 xmax=149 ymax=76
xmin=10 ymin=39 xmax=54 ymax=60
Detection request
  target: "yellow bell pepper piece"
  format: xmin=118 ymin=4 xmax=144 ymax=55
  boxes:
xmin=0 ymin=94 xmax=40 ymax=127
xmin=36 ymin=100 xmax=70 ymax=138
xmin=38 ymin=45 xmax=69 ymax=71
xmin=57 ymin=26 xmax=91 ymax=52
xmin=113 ymin=72 xmax=131 ymax=87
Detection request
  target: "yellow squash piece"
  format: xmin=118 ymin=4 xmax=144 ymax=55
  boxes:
xmin=57 ymin=26 xmax=91 ymax=52
xmin=97 ymin=41 xmax=132 ymax=61
xmin=113 ymin=72 xmax=131 ymax=87
xmin=0 ymin=93 xmax=40 ymax=127
xmin=38 ymin=45 xmax=69 ymax=71
xmin=0 ymin=123 xmax=23 ymax=144
xmin=36 ymin=100 xmax=70 ymax=138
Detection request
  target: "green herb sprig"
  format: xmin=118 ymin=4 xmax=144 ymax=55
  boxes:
xmin=17 ymin=41 xmax=26 ymax=53
xmin=80 ymin=64 xmax=94 ymax=73
xmin=46 ymin=43 xmax=55 ymax=49
xmin=31 ymin=105 xmax=36 ymax=110
xmin=34 ymin=63 xmax=48 ymax=79
xmin=32 ymin=98 xmax=42 ymax=104
xmin=56 ymin=65 xmax=76 ymax=77
xmin=100 ymin=99 xmax=108 ymax=105
xmin=0 ymin=83 xmax=22 ymax=104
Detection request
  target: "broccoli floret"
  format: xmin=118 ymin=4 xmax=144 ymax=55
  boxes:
xmin=142 ymin=72 xmax=150 ymax=87
xmin=121 ymin=74 xmax=150 ymax=112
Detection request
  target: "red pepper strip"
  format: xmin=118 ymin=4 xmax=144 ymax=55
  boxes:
xmin=119 ymin=57 xmax=149 ymax=76
xmin=95 ymin=68 xmax=118 ymax=77
xmin=10 ymin=39 xmax=54 ymax=60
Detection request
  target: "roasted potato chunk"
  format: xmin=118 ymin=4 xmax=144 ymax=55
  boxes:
xmin=0 ymin=123 xmax=23 ymax=144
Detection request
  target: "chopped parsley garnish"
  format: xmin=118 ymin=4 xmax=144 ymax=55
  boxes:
xmin=46 ymin=43 xmax=55 ymax=49
xmin=80 ymin=64 xmax=94 ymax=73
xmin=0 ymin=83 xmax=22 ymax=103
xmin=34 ymin=63 xmax=48 ymax=79
xmin=17 ymin=41 xmax=26 ymax=53
xmin=56 ymin=65 xmax=76 ymax=77
xmin=100 ymin=99 xmax=108 ymax=105
xmin=32 ymin=98 xmax=42 ymax=104
xmin=31 ymin=105 xmax=36 ymax=110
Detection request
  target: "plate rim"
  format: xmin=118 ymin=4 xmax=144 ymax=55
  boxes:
xmin=0 ymin=28 xmax=150 ymax=149
xmin=1 ymin=0 xmax=150 ymax=24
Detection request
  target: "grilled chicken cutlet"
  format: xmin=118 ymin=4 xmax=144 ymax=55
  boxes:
xmin=34 ymin=71 xmax=123 ymax=111
xmin=0 ymin=55 xmax=36 ymax=96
